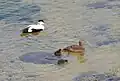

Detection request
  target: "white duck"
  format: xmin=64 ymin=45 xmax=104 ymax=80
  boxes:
xmin=22 ymin=20 xmax=45 ymax=33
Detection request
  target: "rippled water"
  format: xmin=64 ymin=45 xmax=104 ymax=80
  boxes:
xmin=0 ymin=0 xmax=120 ymax=81
xmin=0 ymin=0 xmax=40 ymax=23
xmin=73 ymin=71 xmax=120 ymax=81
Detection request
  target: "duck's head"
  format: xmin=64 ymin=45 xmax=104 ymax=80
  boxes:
xmin=37 ymin=20 xmax=44 ymax=25
xmin=79 ymin=40 xmax=84 ymax=46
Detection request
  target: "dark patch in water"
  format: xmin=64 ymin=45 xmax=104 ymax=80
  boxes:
xmin=107 ymin=0 xmax=120 ymax=1
xmin=92 ymin=25 xmax=110 ymax=37
xmin=87 ymin=2 xmax=107 ymax=9
xmin=107 ymin=0 xmax=116 ymax=1
xmin=11 ymin=0 xmax=21 ymax=2
xmin=93 ymin=24 xmax=119 ymax=46
xmin=73 ymin=72 xmax=120 ymax=81
xmin=19 ymin=51 xmax=61 ymax=64
xmin=87 ymin=1 xmax=120 ymax=9
xmin=0 ymin=0 xmax=40 ymax=23
xmin=96 ymin=40 xmax=118 ymax=46
xmin=92 ymin=25 xmax=110 ymax=31
xmin=0 ymin=16 xmax=5 ymax=20
xmin=86 ymin=24 xmax=120 ymax=47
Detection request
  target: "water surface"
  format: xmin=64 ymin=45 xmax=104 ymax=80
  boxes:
xmin=0 ymin=0 xmax=120 ymax=81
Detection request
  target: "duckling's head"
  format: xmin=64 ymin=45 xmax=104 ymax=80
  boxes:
xmin=64 ymin=59 xmax=68 ymax=63
xmin=54 ymin=49 xmax=62 ymax=56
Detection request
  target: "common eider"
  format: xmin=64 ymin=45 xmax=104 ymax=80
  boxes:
xmin=22 ymin=20 xmax=45 ymax=33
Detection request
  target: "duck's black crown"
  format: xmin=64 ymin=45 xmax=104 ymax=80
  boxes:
xmin=38 ymin=20 xmax=44 ymax=22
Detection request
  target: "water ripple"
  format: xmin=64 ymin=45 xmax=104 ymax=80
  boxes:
xmin=0 ymin=0 xmax=40 ymax=23
xmin=84 ymin=24 xmax=120 ymax=47
xmin=73 ymin=71 xmax=120 ymax=81
xmin=86 ymin=0 xmax=120 ymax=9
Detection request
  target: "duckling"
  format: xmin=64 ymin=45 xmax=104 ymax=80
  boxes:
xmin=57 ymin=59 xmax=68 ymax=65
xmin=54 ymin=49 xmax=62 ymax=56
